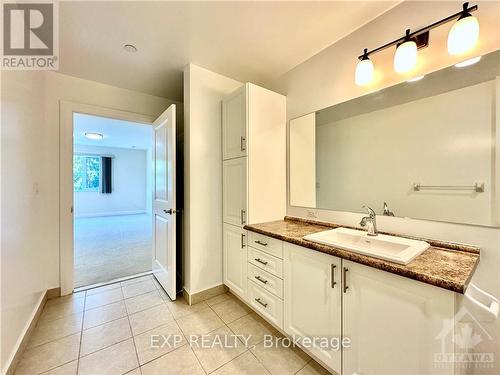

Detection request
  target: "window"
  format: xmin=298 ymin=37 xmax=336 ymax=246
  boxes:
xmin=74 ymin=155 xmax=101 ymax=192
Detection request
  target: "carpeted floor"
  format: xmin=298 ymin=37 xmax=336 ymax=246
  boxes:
xmin=74 ymin=214 xmax=152 ymax=288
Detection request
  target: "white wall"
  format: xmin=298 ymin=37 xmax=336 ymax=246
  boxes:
xmin=315 ymin=81 xmax=495 ymax=226
xmin=183 ymin=64 xmax=242 ymax=294
xmin=1 ymin=71 xmax=49 ymax=373
xmin=274 ymin=2 xmax=500 ymax=372
xmin=74 ymin=145 xmax=148 ymax=217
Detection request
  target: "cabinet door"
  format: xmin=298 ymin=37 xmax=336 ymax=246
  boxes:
xmin=223 ymin=223 xmax=247 ymax=299
xmin=222 ymin=85 xmax=247 ymax=160
xmin=223 ymin=157 xmax=247 ymax=226
xmin=284 ymin=243 xmax=342 ymax=374
xmin=342 ymin=260 xmax=454 ymax=375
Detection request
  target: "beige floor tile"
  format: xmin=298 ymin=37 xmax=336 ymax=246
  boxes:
xmin=28 ymin=312 xmax=83 ymax=348
xmin=85 ymin=288 xmax=124 ymax=310
xmin=212 ymin=351 xmax=270 ymax=375
xmin=296 ymin=361 xmax=333 ymax=375
xmin=250 ymin=340 xmax=310 ymax=375
xmin=121 ymin=275 xmax=152 ymax=287
xmin=141 ymin=345 xmax=204 ymax=375
xmin=228 ymin=312 xmax=278 ymax=347
xmin=189 ymin=326 xmax=247 ymax=373
xmin=125 ymin=290 xmax=164 ymax=314
xmin=83 ymin=300 xmax=127 ymax=330
xmin=80 ymin=317 xmax=131 ymax=356
xmin=45 ymin=292 xmax=85 ymax=307
xmin=129 ymin=303 xmax=174 ymax=336
xmin=15 ymin=333 xmax=80 ymax=375
xmin=176 ymin=306 xmax=225 ymax=336
xmin=85 ymin=282 xmax=121 ymax=296
xmin=78 ymin=338 xmax=138 ymax=375
xmin=134 ymin=321 xmax=186 ymax=365
xmin=123 ymin=278 xmax=157 ymax=299
xmin=165 ymin=298 xmax=208 ymax=319
xmin=39 ymin=298 xmax=85 ymax=323
xmin=205 ymin=293 xmax=232 ymax=307
xmin=210 ymin=297 xmax=252 ymax=324
xmin=40 ymin=360 xmax=78 ymax=375
xmin=125 ymin=368 xmax=142 ymax=375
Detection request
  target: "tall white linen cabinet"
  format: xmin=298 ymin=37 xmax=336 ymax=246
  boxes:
xmin=222 ymin=83 xmax=286 ymax=301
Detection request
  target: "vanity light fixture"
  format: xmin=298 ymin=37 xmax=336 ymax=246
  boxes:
xmin=407 ymin=75 xmax=425 ymax=83
xmin=354 ymin=2 xmax=478 ymax=86
xmin=454 ymin=56 xmax=481 ymax=67
xmin=355 ymin=49 xmax=374 ymax=86
xmin=447 ymin=2 xmax=480 ymax=55
xmin=84 ymin=132 xmax=104 ymax=140
xmin=394 ymin=30 xmax=418 ymax=73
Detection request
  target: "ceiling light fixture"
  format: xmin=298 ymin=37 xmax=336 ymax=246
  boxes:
xmin=85 ymin=132 xmax=104 ymax=140
xmin=407 ymin=75 xmax=425 ymax=83
xmin=354 ymin=2 xmax=478 ymax=86
xmin=123 ymin=44 xmax=138 ymax=53
xmin=355 ymin=49 xmax=374 ymax=86
xmin=447 ymin=2 xmax=479 ymax=55
xmin=454 ymin=56 xmax=481 ymax=68
xmin=394 ymin=30 xmax=418 ymax=74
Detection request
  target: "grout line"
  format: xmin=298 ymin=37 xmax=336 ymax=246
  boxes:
xmin=76 ymin=291 xmax=86 ymax=375
xmin=124 ymin=283 xmax=143 ymax=372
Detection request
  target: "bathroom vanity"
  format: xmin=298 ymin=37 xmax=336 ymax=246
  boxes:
xmin=239 ymin=217 xmax=480 ymax=375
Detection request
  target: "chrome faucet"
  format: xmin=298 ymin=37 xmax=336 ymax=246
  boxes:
xmin=360 ymin=205 xmax=377 ymax=236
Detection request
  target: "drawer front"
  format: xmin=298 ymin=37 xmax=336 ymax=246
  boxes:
xmin=248 ymin=231 xmax=283 ymax=258
xmin=248 ymin=281 xmax=283 ymax=329
xmin=248 ymin=264 xmax=283 ymax=298
xmin=248 ymin=247 xmax=283 ymax=278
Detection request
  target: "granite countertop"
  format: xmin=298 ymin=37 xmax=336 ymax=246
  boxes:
xmin=244 ymin=217 xmax=480 ymax=294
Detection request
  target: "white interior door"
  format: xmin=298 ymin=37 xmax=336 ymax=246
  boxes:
xmin=152 ymin=104 xmax=177 ymax=300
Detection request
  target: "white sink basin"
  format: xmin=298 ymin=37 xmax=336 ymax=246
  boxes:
xmin=303 ymin=227 xmax=429 ymax=265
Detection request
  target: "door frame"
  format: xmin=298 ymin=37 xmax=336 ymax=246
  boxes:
xmin=59 ymin=101 xmax=155 ymax=295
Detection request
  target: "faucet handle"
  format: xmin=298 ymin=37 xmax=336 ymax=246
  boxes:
xmin=362 ymin=205 xmax=376 ymax=218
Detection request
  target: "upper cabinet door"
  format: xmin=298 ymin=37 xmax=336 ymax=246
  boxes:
xmin=223 ymin=85 xmax=247 ymax=160
xmin=223 ymin=157 xmax=247 ymax=226
xmin=283 ymin=243 xmax=342 ymax=374
xmin=342 ymin=260 xmax=454 ymax=375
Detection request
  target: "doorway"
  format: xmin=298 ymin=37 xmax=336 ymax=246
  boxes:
xmin=72 ymin=113 xmax=153 ymax=288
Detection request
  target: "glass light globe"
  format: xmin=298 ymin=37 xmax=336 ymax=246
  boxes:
xmin=394 ymin=40 xmax=417 ymax=73
xmin=355 ymin=58 xmax=374 ymax=86
xmin=447 ymin=15 xmax=479 ymax=55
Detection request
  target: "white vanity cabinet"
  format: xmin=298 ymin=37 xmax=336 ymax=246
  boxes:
xmin=283 ymin=243 xmax=342 ymax=375
xmin=342 ymin=259 xmax=455 ymax=375
xmin=222 ymin=158 xmax=247 ymax=227
xmin=222 ymin=83 xmax=286 ymax=301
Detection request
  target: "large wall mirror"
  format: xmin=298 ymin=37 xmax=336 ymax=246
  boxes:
xmin=289 ymin=49 xmax=500 ymax=227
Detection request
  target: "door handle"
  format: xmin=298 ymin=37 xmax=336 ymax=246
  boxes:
xmin=331 ymin=264 xmax=337 ymax=288
xmin=163 ymin=209 xmax=179 ymax=215
xmin=240 ymin=209 xmax=246 ymax=225
xmin=241 ymin=234 xmax=245 ymax=249
xmin=343 ymin=267 xmax=349 ymax=293
xmin=254 ymin=240 xmax=268 ymax=246
xmin=240 ymin=136 xmax=246 ymax=151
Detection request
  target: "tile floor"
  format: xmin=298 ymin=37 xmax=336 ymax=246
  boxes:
xmin=15 ymin=275 xmax=332 ymax=375
xmin=74 ymin=214 xmax=153 ymax=288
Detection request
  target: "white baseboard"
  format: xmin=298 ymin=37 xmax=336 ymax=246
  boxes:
xmin=75 ymin=210 xmax=147 ymax=218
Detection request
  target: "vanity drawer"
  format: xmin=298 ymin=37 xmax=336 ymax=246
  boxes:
xmin=248 ymin=280 xmax=283 ymax=329
xmin=248 ymin=247 xmax=283 ymax=278
xmin=248 ymin=263 xmax=283 ymax=298
xmin=248 ymin=231 xmax=283 ymax=259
